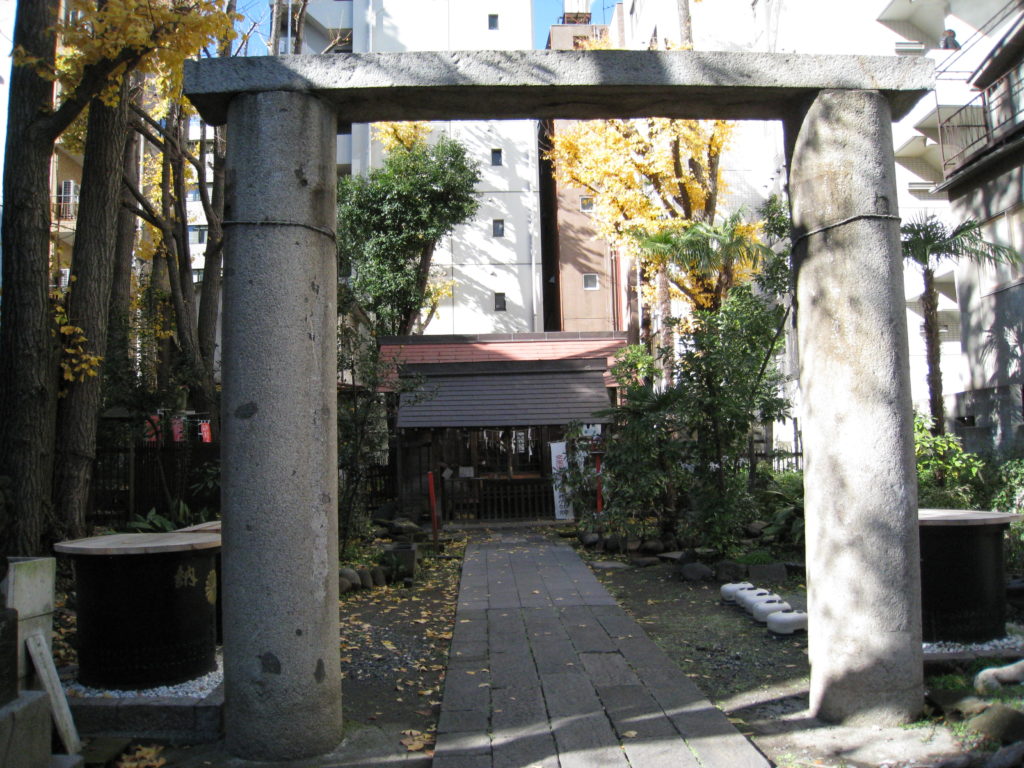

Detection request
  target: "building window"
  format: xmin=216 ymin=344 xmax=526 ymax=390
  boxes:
xmin=494 ymin=292 xmax=507 ymax=312
xmin=580 ymin=195 xmax=594 ymax=212
xmin=491 ymin=148 xmax=503 ymax=166
xmin=492 ymin=219 xmax=505 ymax=237
xmin=188 ymin=225 xmax=208 ymax=245
xmin=583 ymin=273 xmax=599 ymax=290
xmin=488 ymin=14 xmax=499 ymax=30
xmin=192 ymin=269 xmax=205 ymax=284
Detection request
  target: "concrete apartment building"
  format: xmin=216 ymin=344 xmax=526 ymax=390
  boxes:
xmin=540 ymin=7 xmax=627 ymax=335
xmin=544 ymin=0 xmax=1023 ymax=450
xmin=924 ymin=0 xmax=1024 ymax=451
xmin=299 ymin=0 xmax=545 ymax=335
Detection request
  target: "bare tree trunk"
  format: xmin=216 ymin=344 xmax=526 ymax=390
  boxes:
xmin=106 ymin=121 xmax=142 ymax=400
xmin=268 ymin=0 xmax=283 ymax=55
xmin=194 ymin=1 xmax=234 ymax=437
xmin=195 ymin=122 xmax=225 ymax=435
xmin=0 ymin=0 xmax=61 ymax=556
xmin=677 ymin=0 xmax=693 ymax=46
xmin=400 ymin=242 xmax=437 ymax=335
xmin=921 ymin=267 xmax=945 ymax=435
xmin=656 ymin=265 xmax=673 ymax=388
xmin=290 ymin=0 xmax=311 ymax=53
xmin=53 ymin=83 xmax=130 ymax=540
xmin=165 ymin=107 xmax=218 ymax=420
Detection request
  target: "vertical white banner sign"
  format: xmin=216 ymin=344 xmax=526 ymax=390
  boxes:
xmin=549 ymin=441 xmax=572 ymax=520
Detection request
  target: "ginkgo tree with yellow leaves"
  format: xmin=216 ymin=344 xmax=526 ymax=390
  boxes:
xmin=547 ymin=107 xmax=737 ymax=377
xmin=548 ymin=25 xmax=792 ymax=549
xmin=0 ymin=0 xmax=237 ymax=555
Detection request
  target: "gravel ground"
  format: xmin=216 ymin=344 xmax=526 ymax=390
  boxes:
xmin=593 ymin=555 xmax=1004 ymax=768
xmin=58 ymin=530 xmax=1024 ymax=768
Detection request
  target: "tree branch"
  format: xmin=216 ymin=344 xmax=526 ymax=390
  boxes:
xmin=38 ymin=48 xmax=145 ymax=144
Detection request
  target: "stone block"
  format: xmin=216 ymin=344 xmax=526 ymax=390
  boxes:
xmin=680 ymin=563 xmax=714 ymax=582
xmin=79 ymin=735 xmax=132 ymax=766
xmin=2 ymin=558 xmax=56 ymax=618
xmin=370 ymin=566 xmax=387 ymax=587
xmin=747 ymin=562 xmax=789 ymax=584
xmin=531 ymin=639 xmax=579 ymax=675
xmin=0 ymin=690 xmax=50 ymax=768
xmin=596 ymin=684 xmax=677 ymax=740
xmin=117 ymin=697 xmax=200 ymax=734
xmin=540 ymin=671 xmax=600 ymax=718
xmin=489 ymin=650 xmax=537 ymax=690
xmin=194 ymin=698 xmax=224 ymax=741
xmin=437 ymin=707 xmax=489 ymax=734
xmin=623 ymin=737 xmax=700 ymax=768
xmin=2 ymin=558 xmax=55 ymax=690
xmin=714 ymin=560 xmax=746 ymax=582
xmin=383 ymin=543 xmax=417 ymax=578
xmin=449 ymin=639 xmax=487 ymax=663
xmin=339 ymin=567 xmax=361 ymax=589
xmin=969 ymin=704 xmax=1024 ymax=744
xmin=433 ymin=730 xmax=491 ymax=756
xmin=68 ymin=697 xmax=122 ymax=734
xmin=551 ymin=711 xmax=629 ymax=768
xmin=493 ymin=729 xmax=559 ymax=768
xmin=357 ymin=569 xmax=374 ymax=589
xmin=580 ymin=652 xmax=641 ymax=688
xmin=441 ymin=663 xmax=491 ymax=711
xmin=491 ymin=685 xmax=546 ymax=731
xmin=431 ymin=755 xmax=491 ymax=768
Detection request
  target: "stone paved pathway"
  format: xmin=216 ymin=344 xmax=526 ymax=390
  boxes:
xmin=432 ymin=531 xmax=771 ymax=768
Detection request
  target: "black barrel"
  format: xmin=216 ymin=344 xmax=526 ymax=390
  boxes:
xmin=920 ymin=523 xmax=1007 ymax=643
xmin=73 ymin=549 xmax=217 ymax=688
xmin=0 ymin=608 xmax=18 ymax=706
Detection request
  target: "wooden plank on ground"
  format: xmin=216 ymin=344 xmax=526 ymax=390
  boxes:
xmin=26 ymin=631 xmax=81 ymax=755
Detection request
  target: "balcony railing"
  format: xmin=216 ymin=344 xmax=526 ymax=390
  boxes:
xmin=52 ymin=196 xmax=79 ymax=221
xmin=938 ymin=65 xmax=1024 ymax=174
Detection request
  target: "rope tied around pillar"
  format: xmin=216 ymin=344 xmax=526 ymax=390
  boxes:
xmin=793 ymin=213 xmax=901 ymax=246
xmin=222 ymin=219 xmax=336 ymax=241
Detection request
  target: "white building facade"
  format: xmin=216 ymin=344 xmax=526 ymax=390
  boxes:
xmin=595 ymin=0 xmax=1024 ymax=436
xmin=302 ymin=0 xmax=544 ymax=334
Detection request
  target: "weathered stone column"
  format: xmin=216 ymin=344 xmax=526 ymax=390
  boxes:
xmin=220 ymin=90 xmax=341 ymax=760
xmin=788 ymin=89 xmax=922 ymax=724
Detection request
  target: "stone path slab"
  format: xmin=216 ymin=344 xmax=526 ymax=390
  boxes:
xmin=432 ymin=532 xmax=770 ymax=768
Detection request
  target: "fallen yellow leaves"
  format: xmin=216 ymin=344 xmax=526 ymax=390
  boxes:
xmin=400 ymin=729 xmax=436 ymax=752
xmin=116 ymin=745 xmax=166 ymax=768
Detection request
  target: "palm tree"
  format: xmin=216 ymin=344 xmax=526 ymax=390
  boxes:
xmin=641 ymin=210 xmax=774 ymax=313
xmin=901 ymin=214 xmax=1021 ymax=435
xmin=637 ymin=210 xmax=773 ymax=388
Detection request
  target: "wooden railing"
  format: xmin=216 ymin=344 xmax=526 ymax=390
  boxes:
xmin=445 ymin=476 xmax=555 ymax=521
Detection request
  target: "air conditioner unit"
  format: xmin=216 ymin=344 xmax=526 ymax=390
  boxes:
xmin=57 ymin=180 xmax=79 ymax=219
xmin=895 ymin=41 xmax=928 ymax=56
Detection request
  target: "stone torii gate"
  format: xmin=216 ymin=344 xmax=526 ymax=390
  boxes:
xmin=184 ymin=49 xmax=934 ymax=761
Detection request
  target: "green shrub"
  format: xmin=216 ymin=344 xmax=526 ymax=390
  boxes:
xmin=736 ymin=549 xmax=774 ymax=565
xmin=914 ymin=415 xmax=987 ymax=508
xmin=759 ymin=470 xmax=804 ymax=554
xmin=992 ymin=458 xmax=1024 ymax=512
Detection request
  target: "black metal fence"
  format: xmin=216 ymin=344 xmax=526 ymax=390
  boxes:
xmin=90 ymin=415 xmax=218 ymax=530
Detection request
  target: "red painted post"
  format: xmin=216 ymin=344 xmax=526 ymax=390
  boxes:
xmin=427 ymin=471 xmax=439 ymax=546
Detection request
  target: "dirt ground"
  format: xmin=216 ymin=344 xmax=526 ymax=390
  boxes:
xmin=121 ymin=530 xmax=1016 ymax=767
xmin=594 ymin=558 xmax=968 ymax=768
